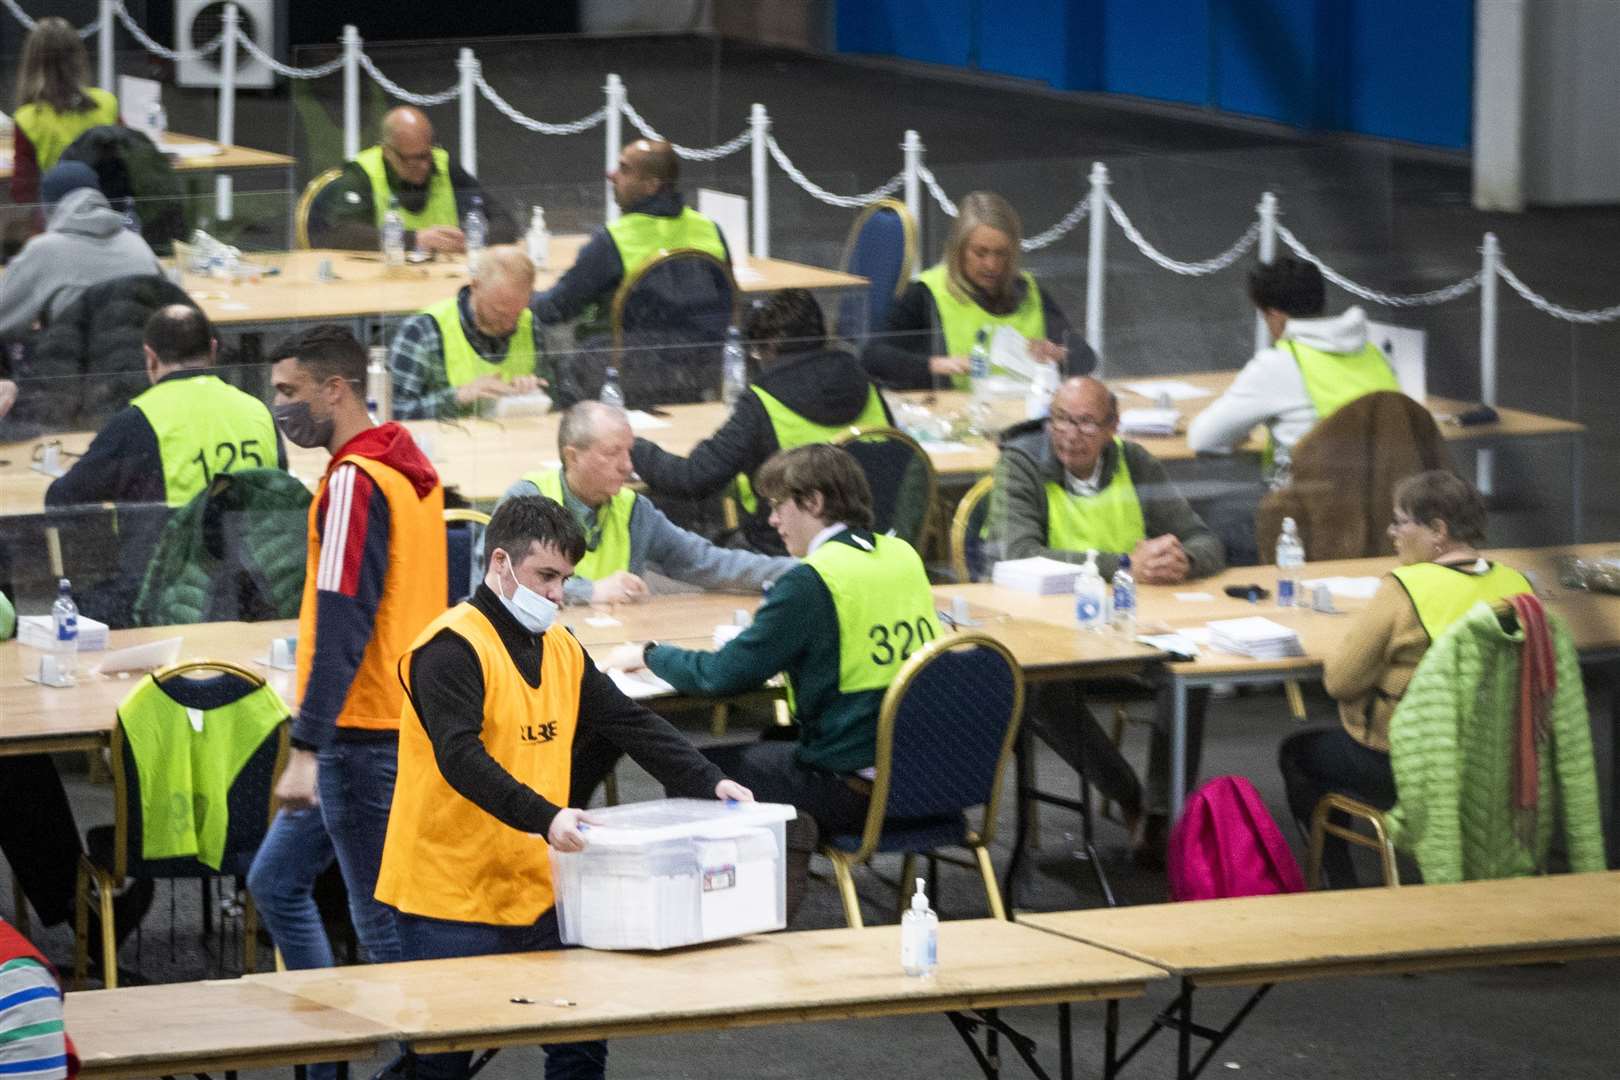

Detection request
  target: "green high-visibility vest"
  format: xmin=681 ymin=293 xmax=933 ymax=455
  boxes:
xmin=916 ymin=263 xmax=1046 ymax=390
xmin=734 ymin=383 xmax=889 ymax=514
xmin=793 ymin=532 xmax=940 ymax=714
xmin=423 ymin=296 xmax=537 ymax=389
xmin=604 ymin=207 xmax=726 ymax=281
xmin=353 ymin=145 xmax=459 ymax=231
xmin=13 ymin=87 xmax=118 ymax=173
xmin=1043 ymin=438 xmax=1147 ymax=555
xmin=129 ymin=374 xmax=281 ymax=508
xmin=527 ymin=467 xmax=636 ymax=581
xmin=1391 ymin=561 xmax=1534 ymax=643
xmin=117 ymin=676 xmax=287 ymax=869
xmin=1284 ymin=339 xmax=1400 ymax=421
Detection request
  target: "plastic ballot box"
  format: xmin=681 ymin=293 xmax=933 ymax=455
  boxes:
xmin=551 ymin=798 xmax=795 ymax=950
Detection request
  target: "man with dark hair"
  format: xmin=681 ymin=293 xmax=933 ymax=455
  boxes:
xmin=246 ymin=324 xmax=445 ymax=1060
xmin=501 ymin=400 xmax=795 ymax=605
xmin=629 ymin=288 xmax=893 ymax=554
xmin=1189 ymin=255 xmax=1400 ymax=494
xmin=376 ymin=494 xmax=750 ymax=1080
xmin=532 ymin=138 xmax=727 ymax=331
xmin=46 ymin=303 xmax=284 ymax=624
xmin=610 ymin=444 xmax=939 ymax=917
xmin=307 ymin=106 xmax=514 ymax=254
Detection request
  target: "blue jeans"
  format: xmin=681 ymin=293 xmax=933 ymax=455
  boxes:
xmin=318 ymin=739 xmax=402 ymax=965
xmin=394 ymin=908 xmax=605 ymax=1080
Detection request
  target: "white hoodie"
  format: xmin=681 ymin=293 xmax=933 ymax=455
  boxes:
xmin=1186 ymin=305 xmax=1372 ymax=477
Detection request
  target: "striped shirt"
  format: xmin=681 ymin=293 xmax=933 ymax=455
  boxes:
xmin=0 ymin=956 xmax=69 ymax=1080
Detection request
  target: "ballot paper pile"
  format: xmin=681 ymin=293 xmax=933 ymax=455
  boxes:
xmin=1117 ymin=408 xmax=1180 ymax=436
xmin=551 ymin=798 xmax=796 ymax=950
xmin=991 ymin=556 xmax=1085 ymax=594
xmin=1206 ymin=616 xmax=1304 ymax=659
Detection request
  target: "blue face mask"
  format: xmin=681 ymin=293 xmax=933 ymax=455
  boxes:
xmin=495 ymin=553 xmax=558 ymax=635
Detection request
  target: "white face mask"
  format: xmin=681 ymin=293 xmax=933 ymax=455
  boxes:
xmin=495 ymin=552 xmax=558 ymax=635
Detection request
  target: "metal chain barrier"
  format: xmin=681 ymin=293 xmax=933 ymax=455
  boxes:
xmin=357 ymin=50 xmax=460 ymax=107
xmin=115 ymin=1 xmax=221 ymax=61
xmin=1022 ymin=197 xmax=1089 ymax=251
xmin=0 ymin=0 xmax=92 ymax=36
xmin=1109 ymin=196 xmax=1259 ymax=275
xmin=1276 ymin=225 xmax=1482 ymax=306
xmin=618 ymin=98 xmax=751 ymax=161
xmin=1497 ymin=262 xmax=1620 ymax=324
xmin=766 ymin=135 xmax=903 ymax=209
xmin=474 ymin=72 xmax=606 ymax=136
xmin=917 ymin=163 xmax=959 ymax=218
xmin=236 ymin=33 xmax=344 ymax=79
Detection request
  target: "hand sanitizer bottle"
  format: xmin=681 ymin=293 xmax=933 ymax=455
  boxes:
xmin=900 ymin=877 xmax=938 ymax=976
xmin=1075 ymin=549 xmax=1109 ymax=632
xmin=526 ymin=205 xmax=551 ymax=269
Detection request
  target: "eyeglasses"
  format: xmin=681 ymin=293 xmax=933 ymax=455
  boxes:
xmin=1047 ymin=410 xmax=1110 ymax=435
xmin=384 ymin=143 xmax=435 ymax=167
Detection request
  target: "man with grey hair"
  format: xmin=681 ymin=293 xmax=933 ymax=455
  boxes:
xmin=502 ymin=400 xmax=796 ymax=605
xmin=388 ymin=244 xmax=558 ymax=419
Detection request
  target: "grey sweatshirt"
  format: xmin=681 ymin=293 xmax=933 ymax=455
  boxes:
xmin=0 ymin=189 xmax=165 ymax=340
xmin=500 ymin=476 xmax=798 ymax=604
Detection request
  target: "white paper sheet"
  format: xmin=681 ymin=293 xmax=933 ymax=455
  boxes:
xmin=626 ymin=410 xmax=671 ymax=431
xmin=1119 ymin=380 xmax=1213 ymax=402
xmin=697 ymin=188 xmax=750 ymax=261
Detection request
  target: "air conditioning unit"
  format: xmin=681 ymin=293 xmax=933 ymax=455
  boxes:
xmin=175 ymin=0 xmax=284 ymax=90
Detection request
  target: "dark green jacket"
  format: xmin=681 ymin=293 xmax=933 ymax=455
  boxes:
xmin=133 ymin=469 xmax=310 ymax=627
xmin=646 ymin=529 xmax=885 ymax=774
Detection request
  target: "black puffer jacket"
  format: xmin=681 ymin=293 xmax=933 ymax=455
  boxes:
xmin=631 ymin=346 xmax=893 ymax=554
xmin=61 ymin=124 xmax=186 ymax=255
xmin=13 ymin=274 xmax=197 ymax=432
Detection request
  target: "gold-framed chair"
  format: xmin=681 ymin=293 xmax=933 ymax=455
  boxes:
xmin=832 ymin=425 xmax=939 ymax=553
xmin=837 ymin=197 xmax=918 ymax=341
xmin=1305 ymin=793 xmax=1398 ymax=889
xmin=947 ymin=475 xmax=996 ymax=583
xmin=74 ymin=660 xmax=289 ymax=987
xmin=591 ymin=248 xmax=739 ymax=408
xmin=293 ymin=167 xmax=344 ymax=250
xmin=820 ymin=631 xmax=1025 ymax=928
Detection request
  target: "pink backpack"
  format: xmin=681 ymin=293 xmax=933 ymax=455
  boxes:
xmin=1167 ymin=776 xmax=1306 ymax=901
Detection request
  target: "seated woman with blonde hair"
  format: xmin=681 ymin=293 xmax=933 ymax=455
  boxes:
xmin=860 ymin=190 xmax=1092 ymax=389
xmin=1277 ymin=469 xmax=1531 ymax=887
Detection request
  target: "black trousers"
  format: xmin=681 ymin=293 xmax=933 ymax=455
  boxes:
xmin=1026 ymin=673 xmax=1210 ymax=817
xmin=0 ymin=755 xmax=85 ymax=925
xmin=1277 ymin=725 xmax=1397 ymax=888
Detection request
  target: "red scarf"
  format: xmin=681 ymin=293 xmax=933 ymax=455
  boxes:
xmin=1507 ymin=593 xmax=1556 ymax=815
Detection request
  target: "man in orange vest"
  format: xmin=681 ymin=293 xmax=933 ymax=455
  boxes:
xmin=376 ymin=495 xmax=750 ymax=1080
xmin=246 ymin=326 xmax=446 ymax=1068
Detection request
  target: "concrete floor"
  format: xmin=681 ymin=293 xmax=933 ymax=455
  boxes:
xmin=12 ymin=30 xmax=1617 ymax=1080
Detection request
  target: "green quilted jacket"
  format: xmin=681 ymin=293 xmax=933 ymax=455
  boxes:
xmin=132 ymin=468 xmax=311 ymax=627
xmin=1386 ymin=602 xmax=1605 ymax=883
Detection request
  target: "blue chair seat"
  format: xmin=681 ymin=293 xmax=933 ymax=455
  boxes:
xmin=825 ymin=815 xmax=968 ymax=855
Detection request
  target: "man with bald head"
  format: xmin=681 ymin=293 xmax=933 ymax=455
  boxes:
xmin=989 ymin=375 xmax=1223 ymax=860
xmin=310 ymin=106 xmax=514 ymax=253
xmin=389 ymin=244 xmax=558 ymax=419
xmin=532 ymin=138 xmax=728 ymax=331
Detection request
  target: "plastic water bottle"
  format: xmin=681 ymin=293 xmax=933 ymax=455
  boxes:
xmin=49 ymin=578 xmax=79 ymax=684
xmin=1111 ymin=554 xmax=1137 ymax=637
xmin=899 ymin=877 xmax=938 ymax=977
xmin=382 ymin=196 xmax=406 ymax=269
xmin=1075 ymin=549 xmax=1109 ymax=632
xmin=721 ymin=325 xmax=748 ymax=407
xmin=966 ymin=326 xmax=992 ymax=433
xmin=1276 ymin=517 xmax=1305 ymax=607
xmin=365 ymin=346 xmax=391 ymax=423
xmin=526 ymin=205 xmax=551 ymax=269
xmin=120 ymin=197 xmax=139 ymax=233
xmin=145 ymin=99 xmax=166 ymax=141
xmin=464 ymin=195 xmax=487 ymax=275
xmin=599 ymin=367 xmax=625 ymax=409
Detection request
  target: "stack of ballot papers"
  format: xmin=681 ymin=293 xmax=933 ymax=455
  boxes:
xmin=1300 ymin=576 xmax=1381 ymax=601
xmin=992 ymin=556 xmax=1083 ymax=594
xmin=18 ymin=614 xmax=109 ymax=651
xmin=1207 ymin=616 xmax=1303 ymax=658
xmin=1118 ymin=407 xmax=1179 ymax=436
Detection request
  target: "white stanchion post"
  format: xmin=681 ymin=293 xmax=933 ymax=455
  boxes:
xmin=902 ymin=129 xmax=922 ymax=235
xmin=750 ymin=103 xmax=769 ymax=259
xmin=604 ymin=73 xmax=624 ymax=223
xmin=457 ymin=48 xmax=478 ymax=177
xmin=97 ymin=0 xmax=115 ymax=91
xmin=1254 ymin=191 xmax=1278 ymax=355
xmin=1084 ymin=161 xmax=1110 ymax=359
xmin=1477 ymin=232 xmax=1501 ymax=495
xmin=214 ymin=3 xmax=239 ymax=222
xmin=342 ymin=25 xmax=361 ymax=161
